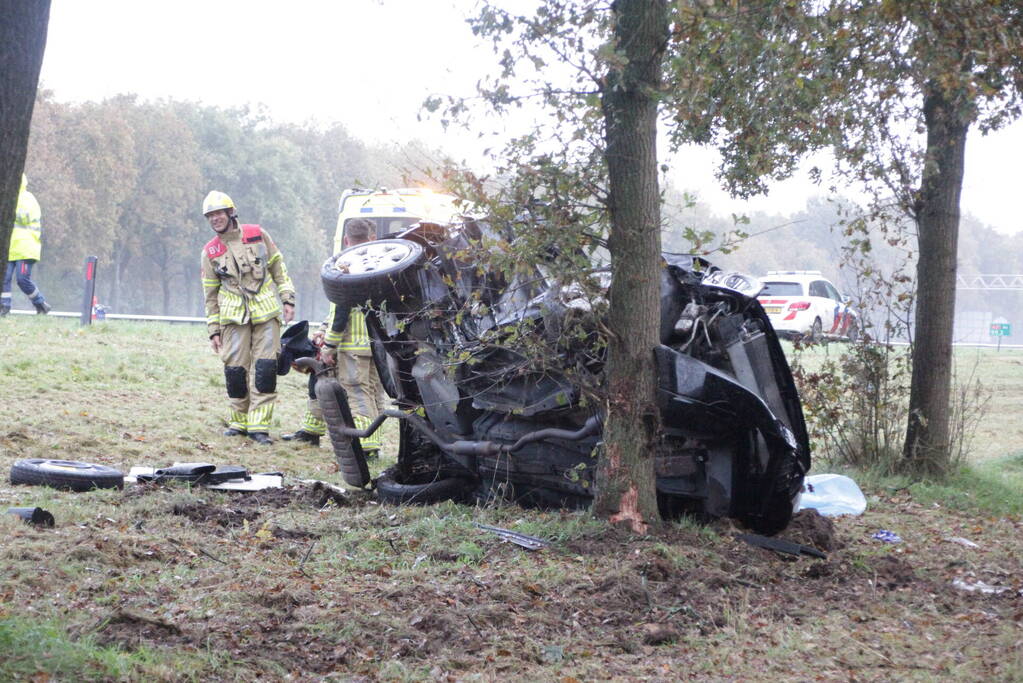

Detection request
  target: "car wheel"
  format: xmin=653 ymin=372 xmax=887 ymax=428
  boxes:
xmin=737 ymin=454 xmax=802 ymax=536
xmin=809 ymin=318 xmax=823 ymax=344
xmin=315 ymin=377 xmax=371 ymax=488
xmin=10 ymin=459 xmax=124 ymax=491
xmin=845 ymin=320 xmax=859 ymax=343
xmin=375 ymin=466 xmax=474 ymax=505
xmin=321 ymin=239 xmax=425 ymax=309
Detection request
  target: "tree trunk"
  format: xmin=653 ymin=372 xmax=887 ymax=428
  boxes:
xmin=592 ymin=0 xmax=667 ymax=533
xmin=0 ymin=1 xmax=51 ymax=262
xmin=902 ymin=85 xmax=969 ymax=476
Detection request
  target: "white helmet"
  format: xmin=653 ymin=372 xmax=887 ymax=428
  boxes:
xmin=202 ymin=190 xmax=236 ymax=217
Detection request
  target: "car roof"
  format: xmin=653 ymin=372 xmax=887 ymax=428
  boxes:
xmin=762 ymin=270 xmax=834 ymax=285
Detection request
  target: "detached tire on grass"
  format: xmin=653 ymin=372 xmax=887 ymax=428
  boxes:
xmin=10 ymin=459 xmax=124 ymax=492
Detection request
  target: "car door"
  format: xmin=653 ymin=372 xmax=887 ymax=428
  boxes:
xmin=808 ymin=280 xmax=832 ymax=331
xmin=822 ymin=281 xmax=851 ymax=335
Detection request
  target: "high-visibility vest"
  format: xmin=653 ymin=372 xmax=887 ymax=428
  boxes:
xmin=323 ymin=302 xmax=371 ymax=353
xmin=8 ymin=189 xmax=41 ymax=261
xmin=202 ymin=224 xmax=294 ymax=328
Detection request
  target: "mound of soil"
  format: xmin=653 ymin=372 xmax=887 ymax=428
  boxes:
xmin=93 ymin=609 xmax=189 ymax=650
xmin=167 ymin=483 xmax=356 ymax=530
xmin=172 ymin=501 xmax=260 ymax=528
xmin=784 ymin=508 xmax=841 ymax=552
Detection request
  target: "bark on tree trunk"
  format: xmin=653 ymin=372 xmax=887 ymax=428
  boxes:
xmin=0 ymin=1 xmax=51 ymax=262
xmin=903 ymin=85 xmax=969 ymax=476
xmin=592 ymin=0 xmax=667 ymax=533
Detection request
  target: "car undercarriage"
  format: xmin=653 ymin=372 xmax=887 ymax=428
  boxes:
xmin=312 ymin=219 xmax=810 ymax=535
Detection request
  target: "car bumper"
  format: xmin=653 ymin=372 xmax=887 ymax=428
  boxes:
xmin=763 ymin=315 xmax=812 ymax=338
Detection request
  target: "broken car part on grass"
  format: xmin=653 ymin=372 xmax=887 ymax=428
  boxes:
xmin=9 ymin=458 xmax=124 ymax=491
xmin=315 ymin=218 xmax=810 ymax=535
xmin=6 ymin=506 xmax=55 ymax=527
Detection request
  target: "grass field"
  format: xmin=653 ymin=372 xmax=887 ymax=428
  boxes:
xmin=1 ymin=316 xmax=1022 ymax=681
xmin=797 ymin=339 xmax=1023 ymax=463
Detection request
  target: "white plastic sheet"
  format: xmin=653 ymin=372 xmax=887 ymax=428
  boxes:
xmin=797 ymin=473 xmax=867 ymax=516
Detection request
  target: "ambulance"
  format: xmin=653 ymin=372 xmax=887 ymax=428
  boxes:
xmin=333 ymin=187 xmax=460 ymax=253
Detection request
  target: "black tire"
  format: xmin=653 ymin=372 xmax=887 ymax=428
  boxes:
xmin=10 ymin=459 xmax=124 ymax=492
xmin=375 ymin=467 xmax=474 ymax=505
xmin=736 ymin=452 xmax=802 ymax=536
xmin=846 ymin=320 xmax=859 ymax=343
xmin=321 ymin=239 xmax=425 ymax=309
xmin=315 ymin=377 xmax=371 ymax=488
xmin=808 ymin=318 xmax=823 ymax=344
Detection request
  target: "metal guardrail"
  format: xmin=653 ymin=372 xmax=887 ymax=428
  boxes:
xmin=6 ymin=308 xmax=205 ymax=324
xmin=7 ymin=308 xmax=1021 ymax=349
xmin=957 ymin=274 xmax=1023 ymax=291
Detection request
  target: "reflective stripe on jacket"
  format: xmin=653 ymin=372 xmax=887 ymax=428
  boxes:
xmin=201 ymin=224 xmax=295 ymax=337
xmin=323 ymin=302 xmax=371 ymax=354
xmin=8 ymin=189 xmax=41 ymax=261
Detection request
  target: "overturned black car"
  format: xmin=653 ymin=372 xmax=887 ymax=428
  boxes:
xmin=312 ymin=219 xmax=810 ymax=535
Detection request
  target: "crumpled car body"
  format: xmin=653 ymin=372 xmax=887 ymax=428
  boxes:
xmin=317 ymin=219 xmax=810 ymax=535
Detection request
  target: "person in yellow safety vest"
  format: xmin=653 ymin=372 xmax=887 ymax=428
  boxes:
xmin=200 ymin=190 xmax=296 ymax=445
xmin=282 ymin=218 xmax=385 ymax=457
xmin=2 ymin=174 xmax=51 ymax=316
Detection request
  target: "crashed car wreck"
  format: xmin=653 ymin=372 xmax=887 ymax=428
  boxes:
xmin=310 ymin=219 xmax=810 ymax=535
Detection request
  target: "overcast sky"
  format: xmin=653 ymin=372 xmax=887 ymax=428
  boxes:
xmin=39 ymin=0 xmax=1023 ymax=235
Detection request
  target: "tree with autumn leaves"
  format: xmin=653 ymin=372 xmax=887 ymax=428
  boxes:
xmin=4 ymin=1 xmax=1020 ymax=533
xmin=444 ymin=0 xmax=1023 ymax=531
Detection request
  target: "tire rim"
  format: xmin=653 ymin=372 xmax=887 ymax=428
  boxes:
xmin=334 ymin=241 xmax=416 ymax=275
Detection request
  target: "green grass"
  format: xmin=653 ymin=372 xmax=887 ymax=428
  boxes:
xmin=3 ymin=316 xmax=1023 ymax=680
xmin=0 ymin=615 xmax=217 ymax=681
xmin=909 ymin=453 xmax=1023 ymax=516
xmin=786 ymin=340 xmax=1023 ymax=463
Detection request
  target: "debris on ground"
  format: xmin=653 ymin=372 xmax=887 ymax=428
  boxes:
xmin=797 ymin=473 xmax=867 ymax=516
xmin=736 ymin=532 xmax=827 ymax=559
xmin=475 ymin=522 xmax=549 ymax=550
xmin=6 ymin=506 xmax=55 ymax=527
xmin=872 ymin=529 xmax=902 ymax=544
xmin=127 ymin=464 xmax=283 ymax=490
xmin=951 ymin=576 xmax=1013 ymax=595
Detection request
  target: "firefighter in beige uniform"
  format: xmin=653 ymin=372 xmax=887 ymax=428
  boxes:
xmin=282 ymin=218 xmax=384 ymax=455
xmin=200 ymin=191 xmax=295 ymax=445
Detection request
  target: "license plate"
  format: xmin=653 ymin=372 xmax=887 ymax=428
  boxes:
xmin=764 ymin=306 xmax=782 ymax=314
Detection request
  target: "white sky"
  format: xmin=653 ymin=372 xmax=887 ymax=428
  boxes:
xmin=39 ymin=0 xmax=1023 ymax=235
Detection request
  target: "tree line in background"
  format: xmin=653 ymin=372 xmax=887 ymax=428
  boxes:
xmin=23 ymin=91 xmax=1023 ymax=329
xmin=23 ymin=90 xmax=440 ymax=321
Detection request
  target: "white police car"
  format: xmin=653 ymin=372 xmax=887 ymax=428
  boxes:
xmin=757 ymin=271 xmax=859 ymax=342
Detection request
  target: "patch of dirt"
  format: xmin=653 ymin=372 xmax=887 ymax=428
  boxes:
xmin=8 ymin=465 xmax=1021 ymax=681
xmin=783 ymin=508 xmax=841 ymax=551
xmin=271 ymin=526 xmax=320 ymax=540
xmin=172 ymin=501 xmax=260 ymax=528
xmin=93 ymin=609 xmax=189 ymax=650
xmin=865 ymin=553 xmax=918 ymax=589
xmin=639 ymin=622 xmax=679 ymax=645
xmin=253 ymin=587 xmax=318 ymax=610
xmin=167 ymin=484 xmax=362 ymax=529
xmin=633 ymin=555 xmax=675 ymax=582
